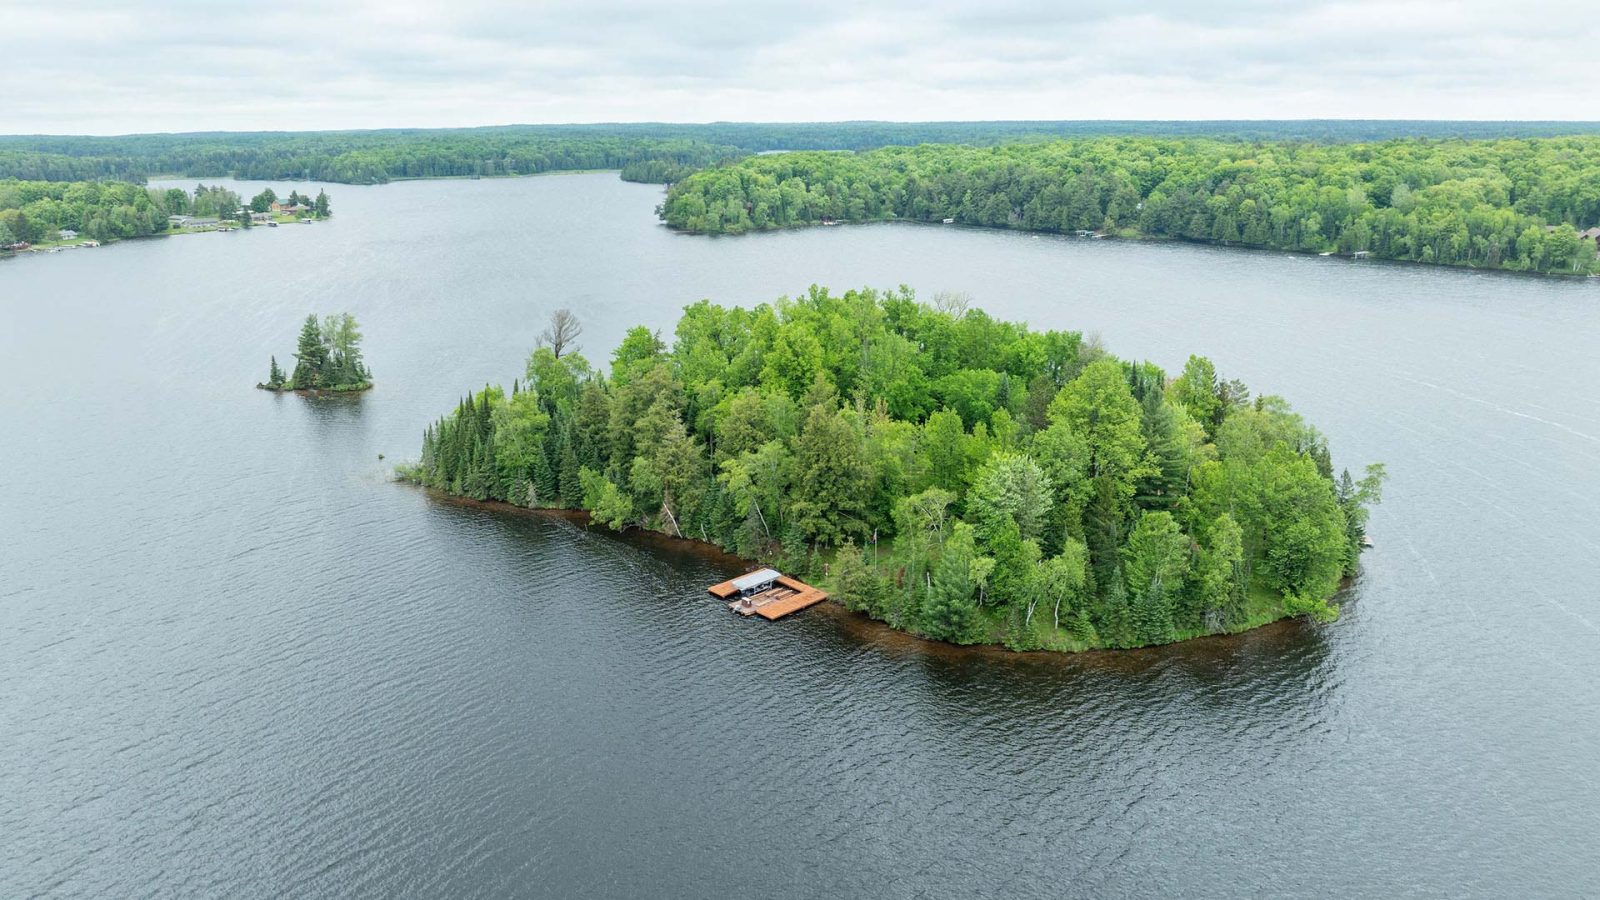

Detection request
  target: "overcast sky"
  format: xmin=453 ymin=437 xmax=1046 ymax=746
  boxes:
xmin=4 ymin=0 xmax=1597 ymax=135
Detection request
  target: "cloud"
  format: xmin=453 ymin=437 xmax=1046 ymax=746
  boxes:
xmin=2 ymin=0 xmax=1597 ymax=133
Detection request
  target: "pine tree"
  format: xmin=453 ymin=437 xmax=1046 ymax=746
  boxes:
xmin=266 ymin=355 xmax=285 ymax=388
xmin=290 ymin=314 xmax=326 ymax=388
xmin=558 ymin=431 xmax=582 ymax=508
xmin=532 ymin=437 xmax=558 ymax=506
xmin=419 ymin=424 xmax=437 ymax=476
xmin=923 ymin=523 xmax=982 ymax=642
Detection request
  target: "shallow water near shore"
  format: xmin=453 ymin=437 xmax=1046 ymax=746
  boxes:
xmin=3 ymin=173 xmax=1598 ymax=898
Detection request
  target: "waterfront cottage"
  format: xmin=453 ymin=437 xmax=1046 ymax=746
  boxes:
xmin=1581 ymin=226 xmax=1600 ymax=254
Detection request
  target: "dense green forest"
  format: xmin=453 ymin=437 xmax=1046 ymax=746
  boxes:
xmin=0 ymin=131 xmax=744 ymax=185
xmin=660 ymin=138 xmax=1600 ymax=274
xmin=404 ymin=291 xmax=1384 ymax=652
xmin=260 ymin=313 xmax=371 ymax=392
xmin=6 ymin=120 xmax=1600 ymax=185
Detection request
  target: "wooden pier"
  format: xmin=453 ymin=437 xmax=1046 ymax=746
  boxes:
xmin=709 ymin=570 xmax=829 ymax=621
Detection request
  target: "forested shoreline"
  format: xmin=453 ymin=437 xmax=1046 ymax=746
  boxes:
xmin=7 ymin=120 xmax=1600 ymax=187
xmin=0 ymin=179 xmax=328 ymax=249
xmin=660 ymin=138 xmax=1600 ymax=275
xmin=403 ymin=292 xmax=1383 ymax=653
xmin=0 ymin=131 xmax=742 ymax=186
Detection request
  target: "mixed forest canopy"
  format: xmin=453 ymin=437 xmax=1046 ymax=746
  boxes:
xmin=5 ymin=120 xmax=1600 ymax=185
xmin=0 ymin=130 xmax=746 ymax=186
xmin=659 ymin=137 xmax=1600 ymax=274
xmin=260 ymin=313 xmax=371 ymax=392
xmin=404 ymin=289 xmax=1384 ymax=653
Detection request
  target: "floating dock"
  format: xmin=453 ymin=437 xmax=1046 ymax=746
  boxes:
xmin=709 ymin=569 xmax=829 ymax=621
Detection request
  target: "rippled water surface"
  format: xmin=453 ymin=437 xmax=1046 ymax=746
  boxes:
xmin=3 ymin=174 xmax=1598 ymax=898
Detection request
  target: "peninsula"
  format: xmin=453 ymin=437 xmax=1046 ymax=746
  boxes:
xmin=1 ymin=180 xmax=329 ymax=256
xmin=658 ymin=138 xmax=1600 ymax=276
xmin=403 ymin=293 xmax=1384 ymax=653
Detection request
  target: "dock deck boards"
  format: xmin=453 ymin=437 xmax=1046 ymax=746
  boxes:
xmin=709 ymin=572 xmax=829 ymax=621
xmin=752 ymin=587 xmax=828 ymax=620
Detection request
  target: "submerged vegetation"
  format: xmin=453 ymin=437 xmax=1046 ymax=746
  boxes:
xmin=660 ymin=138 xmax=1600 ymax=275
xmin=260 ymin=313 xmax=371 ymax=392
xmin=404 ymin=292 xmax=1384 ymax=652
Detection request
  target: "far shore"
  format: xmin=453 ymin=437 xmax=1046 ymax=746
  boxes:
xmin=667 ymin=217 xmax=1600 ymax=280
xmin=2 ymin=215 xmax=324 ymax=260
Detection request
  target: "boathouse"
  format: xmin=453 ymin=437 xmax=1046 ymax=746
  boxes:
xmin=729 ymin=568 xmax=780 ymax=596
xmin=708 ymin=568 xmax=829 ymax=621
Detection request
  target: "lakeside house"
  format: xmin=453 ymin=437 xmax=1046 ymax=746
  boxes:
xmin=1545 ymin=224 xmax=1600 ymax=256
xmin=1582 ymin=227 xmax=1600 ymax=254
xmin=57 ymin=229 xmax=78 ymax=240
xmin=270 ymin=201 xmax=310 ymax=215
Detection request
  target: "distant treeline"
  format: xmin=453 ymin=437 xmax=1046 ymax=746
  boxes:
xmin=660 ymin=137 xmax=1600 ymax=274
xmin=0 ymin=131 xmax=744 ymax=186
xmin=6 ymin=120 xmax=1600 ymax=186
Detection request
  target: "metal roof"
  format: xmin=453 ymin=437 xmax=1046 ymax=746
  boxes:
xmin=730 ymin=568 xmax=782 ymax=592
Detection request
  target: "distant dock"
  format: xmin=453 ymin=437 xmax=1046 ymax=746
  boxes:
xmin=709 ymin=568 xmax=829 ymax=621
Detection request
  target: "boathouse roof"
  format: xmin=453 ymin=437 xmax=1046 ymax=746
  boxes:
xmin=730 ymin=568 xmax=782 ymax=592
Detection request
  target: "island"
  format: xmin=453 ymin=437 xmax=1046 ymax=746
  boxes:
xmin=0 ymin=180 xmax=329 ymax=255
xmin=259 ymin=313 xmax=372 ymax=393
xmin=658 ymin=138 xmax=1600 ymax=276
xmin=401 ymin=292 xmax=1385 ymax=653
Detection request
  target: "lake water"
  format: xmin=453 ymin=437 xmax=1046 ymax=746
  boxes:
xmin=3 ymin=173 xmax=1598 ymax=898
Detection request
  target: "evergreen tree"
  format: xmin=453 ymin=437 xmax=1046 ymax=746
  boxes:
xmin=1122 ymin=511 xmax=1191 ymax=645
xmin=922 ymin=522 xmax=983 ymax=642
xmin=788 ymin=402 xmax=872 ymax=547
xmin=290 ymin=314 xmax=326 ymax=388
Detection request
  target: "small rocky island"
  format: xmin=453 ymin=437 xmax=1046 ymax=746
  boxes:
xmin=259 ymin=313 xmax=372 ymax=393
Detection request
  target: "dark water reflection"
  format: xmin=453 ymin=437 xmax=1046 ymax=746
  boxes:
xmin=3 ymin=173 xmax=1597 ymax=898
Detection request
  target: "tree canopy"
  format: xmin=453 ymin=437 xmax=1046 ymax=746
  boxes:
xmin=404 ymin=287 xmax=1384 ymax=653
xmin=660 ymin=138 xmax=1600 ymax=274
xmin=0 ymin=179 xmax=330 ymax=246
xmin=261 ymin=312 xmax=371 ymax=392
xmin=7 ymin=120 xmax=1600 ymax=185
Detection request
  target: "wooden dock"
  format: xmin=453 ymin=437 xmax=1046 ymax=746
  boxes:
xmin=708 ymin=573 xmax=829 ymax=621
